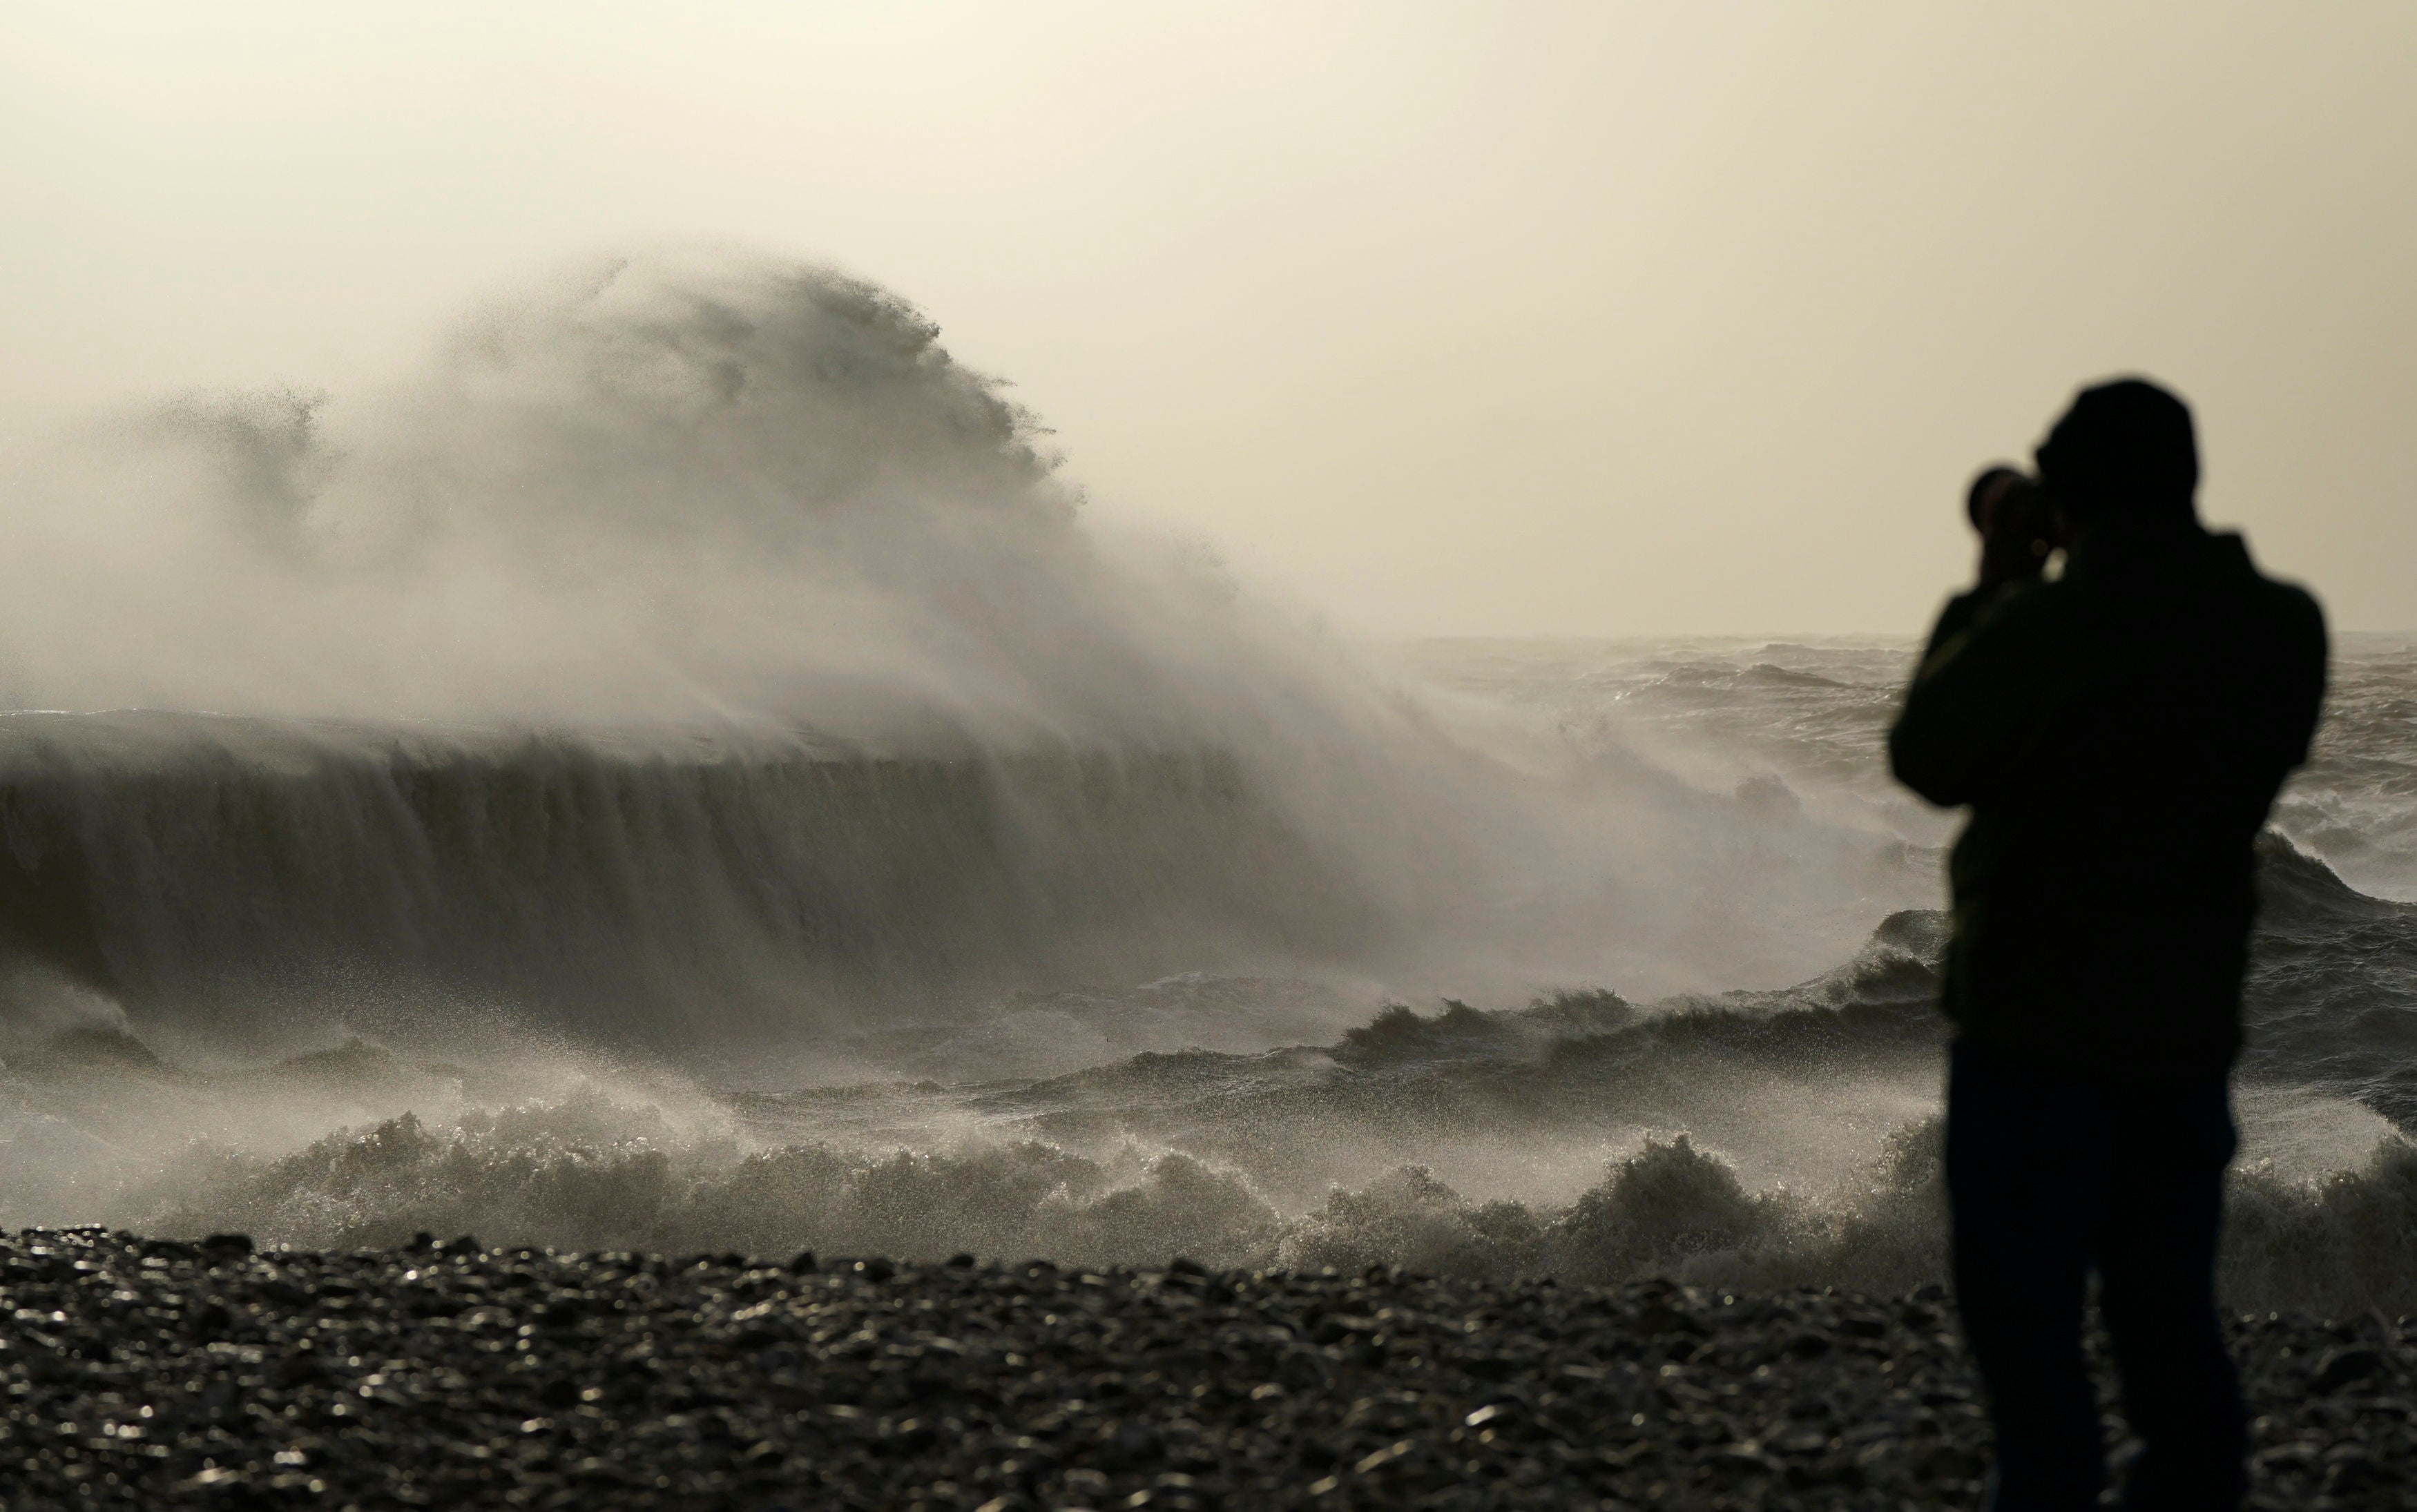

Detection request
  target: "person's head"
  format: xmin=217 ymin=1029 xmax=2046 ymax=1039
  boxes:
xmin=2034 ymin=377 xmax=2199 ymax=530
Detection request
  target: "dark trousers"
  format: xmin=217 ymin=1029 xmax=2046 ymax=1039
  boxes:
xmin=1945 ymin=1039 xmax=2245 ymax=1511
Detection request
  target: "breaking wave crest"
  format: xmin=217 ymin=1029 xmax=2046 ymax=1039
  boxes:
xmin=64 ymin=1079 xmax=2417 ymax=1319
xmin=0 ymin=719 xmax=1376 ymax=1047
xmin=14 ymin=844 xmax=2414 ymax=1319
xmin=0 ymin=255 xmax=1949 ymax=1054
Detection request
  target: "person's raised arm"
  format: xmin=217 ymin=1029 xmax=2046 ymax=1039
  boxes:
xmin=1889 ymin=469 xmax=2066 ymax=807
xmin=1889 ymin=594 xmax=2060 ymax=806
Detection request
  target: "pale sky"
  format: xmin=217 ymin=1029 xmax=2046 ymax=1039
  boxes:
xmin=4 ymin=2 xmax=2411 ymax=637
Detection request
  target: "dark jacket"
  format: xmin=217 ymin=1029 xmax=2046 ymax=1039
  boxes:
xmin=1889 ymin=514 xmax=2327 ymax=1080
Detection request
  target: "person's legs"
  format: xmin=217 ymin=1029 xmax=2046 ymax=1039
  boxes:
xmin=1946 ymin=1040 xmax=2110 ymax=1511
xmin=2097 ymin=1076 xmax=2244 ymax=1512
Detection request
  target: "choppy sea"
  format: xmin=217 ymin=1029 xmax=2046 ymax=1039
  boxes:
xmin=3 ymin=634 xmax=2407 ymax=1316
xmin=3 ymin=262 xmax=2409 ymax=1312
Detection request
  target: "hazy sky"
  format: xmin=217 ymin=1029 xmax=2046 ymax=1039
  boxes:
xmin=5 ymin=2 xmax=2411 ymax=636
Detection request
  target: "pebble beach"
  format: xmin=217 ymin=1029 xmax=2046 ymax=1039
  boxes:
xmin=3 ymin=1228 xmax=2410 ymax=1511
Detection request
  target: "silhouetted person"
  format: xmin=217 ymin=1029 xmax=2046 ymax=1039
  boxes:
xmin=1889 ymin=378 xmax=2327 ymax=1511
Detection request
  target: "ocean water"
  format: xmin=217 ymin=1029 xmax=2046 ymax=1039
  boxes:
xmin=1 ymin=259 xmax=2409 ymax=1314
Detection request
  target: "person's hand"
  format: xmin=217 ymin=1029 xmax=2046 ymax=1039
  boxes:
xmin=1972 ymin=472 xmax=2052 ymax=589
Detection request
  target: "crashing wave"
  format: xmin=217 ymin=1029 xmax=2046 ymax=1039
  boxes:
xmin=55 ymin=1080 xmax=2416 ymax=1319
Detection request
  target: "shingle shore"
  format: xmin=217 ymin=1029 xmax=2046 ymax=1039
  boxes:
xmin=1 ymin=1228 xmax=2408 ymax=1511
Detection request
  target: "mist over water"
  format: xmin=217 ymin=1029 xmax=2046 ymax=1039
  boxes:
xmin=1 ymin=256 xmax=2410 ymax=1313
xmin=6 ymin=256 xmax=1103 ymax=730
xmin=0 ymin=255 xmax=1920 ymax=1043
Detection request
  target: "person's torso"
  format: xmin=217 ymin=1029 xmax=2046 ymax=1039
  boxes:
xmin=1945 ymin=526 xmax=2323 ymax=1077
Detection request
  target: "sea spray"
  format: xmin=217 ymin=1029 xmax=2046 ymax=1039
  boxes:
xmin=0 ymin=258 xmax=2411 ymax=1327
xmin=10 ymin=864 xmax=2412 ymax=1317
xmin=65 ymin=1079 xmax=2417 ymax=1317
xmin=0 ymin=254 xmax=1943 ymax=1058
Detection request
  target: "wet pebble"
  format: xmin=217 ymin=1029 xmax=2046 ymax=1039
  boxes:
xmin=0 ymin=1229 xmax=2409 ymax=1509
